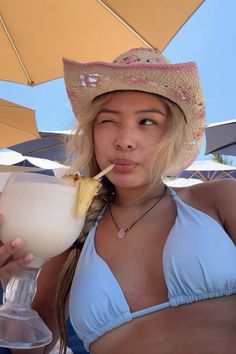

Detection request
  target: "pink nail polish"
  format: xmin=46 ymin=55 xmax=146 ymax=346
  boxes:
xmin=11 ymin=238 xmax=23 ymax=248
xmin=24 ymin=253 xmax=34 ymax=262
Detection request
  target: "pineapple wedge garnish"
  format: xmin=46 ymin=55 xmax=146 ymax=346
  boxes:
xmin=63 ymin=174 xmax=101 ymax=218
xmin=74 ymin=176 xmax=101 ymax=217
xmin=63 ymin=165 xmax=114 ymax=218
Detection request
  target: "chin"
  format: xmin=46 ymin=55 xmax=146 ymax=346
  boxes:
xmin=112 ymin=176 xmax=146 ymax=190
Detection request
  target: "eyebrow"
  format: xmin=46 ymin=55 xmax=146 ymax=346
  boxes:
xmin=97 ymin=108 xmax=167 ymax=116
xmin=134 ymin=108 xmax=166 ymax=116
xmin=97 ymin=108 xmax=120 ymax=115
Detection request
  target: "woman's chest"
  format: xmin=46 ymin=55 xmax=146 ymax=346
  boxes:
xmin=94 ymin=207 xmax=177 ymax=310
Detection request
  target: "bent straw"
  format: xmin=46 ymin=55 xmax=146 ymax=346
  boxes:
xmin=94 ymin=164 xmax=114 ymax=180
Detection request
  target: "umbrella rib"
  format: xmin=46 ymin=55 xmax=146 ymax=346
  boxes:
xmin=0 ymin=14 xmax=34 ymax=85
xmin=97 ymin=0 xmax=154 ymax=49
xmin=26 ymin=141 xmax=65 ymax=155
xmin=0 ymin=122 xmax=40 ymax=137
xmin=0 ymin=104 xmax=34 ymax=112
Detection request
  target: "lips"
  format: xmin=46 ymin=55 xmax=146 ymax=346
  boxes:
xmin=110 ymin=158 xmax=138 ymax=173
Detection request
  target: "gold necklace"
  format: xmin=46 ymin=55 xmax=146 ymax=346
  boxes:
xmin=109 ymin=185 xmax=167 ymax=239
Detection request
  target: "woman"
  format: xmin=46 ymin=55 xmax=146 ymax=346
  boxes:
xmin=0 ymin=48 xmax=236 ymax=354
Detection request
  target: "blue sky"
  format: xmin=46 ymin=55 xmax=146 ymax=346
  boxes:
xmin=0 ymin=0 xmax=236 ymax=163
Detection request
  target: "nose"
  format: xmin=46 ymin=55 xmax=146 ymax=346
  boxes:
xmin=114 ymin=127 xmax=136 ymax=151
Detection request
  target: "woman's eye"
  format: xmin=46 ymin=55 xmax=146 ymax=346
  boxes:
xmin=98 ymin=118 xmax=115 ymax=124
xmin=139 ymin=118 xmax=156 ymax=126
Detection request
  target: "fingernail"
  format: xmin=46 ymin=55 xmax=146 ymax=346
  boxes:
xmin=11 ymin=238 xmax=23 ymax=248
xmin=24 ymin=253 xmax=34 ymax=262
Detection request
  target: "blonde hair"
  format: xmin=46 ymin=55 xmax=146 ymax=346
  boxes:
xmin=55 ymin=91 xmax=187 ymax=353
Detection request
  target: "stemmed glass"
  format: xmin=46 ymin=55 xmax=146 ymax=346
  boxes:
xmin=0 ymin=172 xmax=86 ymax=349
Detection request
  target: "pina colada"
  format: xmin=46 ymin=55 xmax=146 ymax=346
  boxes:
xmin=0 ymin=171 xmax=103 ymax=349
xmin=0 ymin=181 xmax=85 ymax=268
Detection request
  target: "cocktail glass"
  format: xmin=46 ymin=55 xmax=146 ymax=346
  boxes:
xmin=0 ymin=172 xmax=86 ymax=349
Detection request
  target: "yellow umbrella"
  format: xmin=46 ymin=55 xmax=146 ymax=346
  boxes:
xmin=0 ymin=0 xmax=204 ymax=86
xmin=0 ymin=98 xmax=40 ymax=148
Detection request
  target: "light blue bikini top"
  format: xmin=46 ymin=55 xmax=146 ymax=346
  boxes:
xmin=69 ymin=187 xmax=236 ymax=352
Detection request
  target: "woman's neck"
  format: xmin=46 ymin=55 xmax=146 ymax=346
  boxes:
xmin=113 ymin=181 xmax=166 ymax=207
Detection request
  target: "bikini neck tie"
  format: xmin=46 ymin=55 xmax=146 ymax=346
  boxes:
xmin=109 ymin=185 xmax=167 ymax=239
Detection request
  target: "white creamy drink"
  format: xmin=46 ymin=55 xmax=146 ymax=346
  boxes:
xmin=0 ymin=171 xmax=104 ymax=350
xmin=0 ymin=180 xmax=85 ymax=268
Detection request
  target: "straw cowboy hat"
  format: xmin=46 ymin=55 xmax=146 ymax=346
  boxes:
xmin=63 ymin=47 xmax=205 ymax=173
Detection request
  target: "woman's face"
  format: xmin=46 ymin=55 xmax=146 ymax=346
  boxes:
xmin=93 ymin=91 xmax=169 ymax=189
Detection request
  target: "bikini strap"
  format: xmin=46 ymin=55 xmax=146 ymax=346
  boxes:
xmin=166 ymin=185 xmax=184 ymax=203
xmin=94 ymin=204 xmax=107 ymax=227
xmin=166 ymin=185 xmax=177 ymax=197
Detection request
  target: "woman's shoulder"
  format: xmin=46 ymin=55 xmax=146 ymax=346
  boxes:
xmin=170 ymin=179 xmax=236 ymax=218
xmin=170 ymin=180 xmax=236 ymax=241
xmin=189 ymin=179 xmax=236 ymax=201
xmin=172 ymin=178 xmax=236 ymax=199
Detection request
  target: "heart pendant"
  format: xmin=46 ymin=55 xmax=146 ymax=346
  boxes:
xmin=117 ymin=228 xmax=126 ymax=239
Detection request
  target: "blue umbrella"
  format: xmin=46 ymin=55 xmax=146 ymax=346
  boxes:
xmin=205 ymin=119 xmax=236 ymax=157
xmin=8 ymin=130 xmax=72 ymax=162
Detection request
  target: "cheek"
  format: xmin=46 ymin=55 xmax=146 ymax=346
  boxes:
xmin=139 ymin=133 xmax=161 ymax=153
xmin=94 ymin=130 xmax=112 ymax=166
xmin=144 ymin=127 xmax=167 ymax=149
xmin=94 ymin=130 xmax=109 ymax=151
xmin=139 ymin=134 xmax=164 ymax=165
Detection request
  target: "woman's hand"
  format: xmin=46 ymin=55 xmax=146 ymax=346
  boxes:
xmin=0 ymin=214 xmax=34 ymax=290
